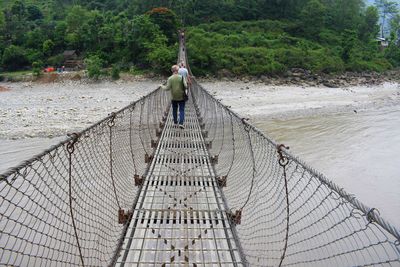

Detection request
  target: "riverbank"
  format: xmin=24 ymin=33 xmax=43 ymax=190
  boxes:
xmin=0 ymin=80 xmax=160 ymax=140
xmin=2 ymin=68 xmax=400 ymax=88
xmin=201 ymin=81 xmax=400 ymax=121
xmin=0 ymin=70 xmax=163 ymax=83
xmin=199 ymin=68 xmax=400 ymax=88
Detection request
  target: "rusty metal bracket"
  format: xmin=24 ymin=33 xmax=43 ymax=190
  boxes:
xmin=156 ymin=129 xmax=162 ymax=137
xmin=159 ymin=121 xmax=165 ymax=128
xmin=118 ymin=209 xmax=132 ymax=224
xmin=202 ymin=131 xmax=208 ymax=138
xmin=145 ymin=153 xmax=153 ymax=163
xmin=210 ymin=155 xmax=218 ymax=165
xmin=217 ymin=176 xmax=227 ymax=187
xmin=227 ymin=210 xmax=242 ymax=225
xmin=134 ymin=174 xmax=144 ymax=186
xmin=151 ymin=139 xmax=158 ymax=148
xmin=277 ymin=144 xmax=290 ymax=167
xmin=199 ymin=122 xmax=205 ymax=129
xmin=205 ymin=141 xmax=212 ymax=149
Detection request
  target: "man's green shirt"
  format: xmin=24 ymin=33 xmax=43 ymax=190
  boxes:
xmin=163 ymin=74 xmax=187 ymax=101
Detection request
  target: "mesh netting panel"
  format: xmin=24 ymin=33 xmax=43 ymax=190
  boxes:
xmin=190 ymin=81 xmax=400 ymax=266
xmin=0 ymin=88 xmax=170 ymax=266
xmin=1 ymin=33 xmax=399 ymax=267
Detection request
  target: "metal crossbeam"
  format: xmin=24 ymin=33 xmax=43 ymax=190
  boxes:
xmin=116 ymin=101 xmax=244 ymax=266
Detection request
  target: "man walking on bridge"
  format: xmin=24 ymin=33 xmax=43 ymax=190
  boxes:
xmin=162 ymin=65 xmax=188 ymax=129
xmin=178 ymin=62 xmax=191 ymax=87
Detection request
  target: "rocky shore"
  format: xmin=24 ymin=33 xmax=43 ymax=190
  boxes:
xmin=201 ymin=80 xmax=400 ymax=121
xmin=0 ymin=80 xmax=159 ymax=139
xmin=2 ymin=68 xmax=399 ymax=88
xmin=200 ymin=68 xmax=400 ymax=88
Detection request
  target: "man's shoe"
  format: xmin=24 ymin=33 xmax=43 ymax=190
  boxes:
xmin=179 ymin=124 xmax=185 ymax=129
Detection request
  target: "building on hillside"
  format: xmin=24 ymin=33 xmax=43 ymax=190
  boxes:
xmin=63 ymin=50 xmax=84 ymax=70
xmin=376 ymin=37 xmax=389 ymax=50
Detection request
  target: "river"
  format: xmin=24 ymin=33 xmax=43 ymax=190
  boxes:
xmin=253 ymin=107 xmax=400 ymax=225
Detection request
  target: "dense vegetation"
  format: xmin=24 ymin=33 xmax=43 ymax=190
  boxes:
xmin=0 ymin=0 xmax=400 ymax=76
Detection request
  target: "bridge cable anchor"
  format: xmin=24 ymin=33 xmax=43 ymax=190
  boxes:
xmin=145 ymin=153 xmax=154 ymax=163
xmin=227 ymin=209 xmax=242 ymax=225
xmin=210 ymin=155 xmax=218 ymax=165
xmin=118 ymin=209 xmax=133 ymax=224
xmin=217 ymin=176 xmax=227 ymax=187
xmin=134 ymin=174 xmax=144 ymax=186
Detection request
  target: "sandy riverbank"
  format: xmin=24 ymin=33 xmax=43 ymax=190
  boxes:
xmin=200 ymin=81 xmax=400 ymax=121
xmin=0 ymin=80 xmax=161 ymax=139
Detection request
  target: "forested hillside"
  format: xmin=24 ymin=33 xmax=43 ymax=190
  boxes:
xmin=1 ymin=0 xmax=400 ymax=76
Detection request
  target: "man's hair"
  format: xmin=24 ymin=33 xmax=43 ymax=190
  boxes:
xmin=171 ymin=65 xmax=179 ymax=72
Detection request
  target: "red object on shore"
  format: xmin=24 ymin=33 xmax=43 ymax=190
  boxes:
xmin=44 ymin=67 xmax=55 ymax=72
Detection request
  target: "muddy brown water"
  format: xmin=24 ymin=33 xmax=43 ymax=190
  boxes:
xmin=253 ymin=106 xmax=400 ymax=225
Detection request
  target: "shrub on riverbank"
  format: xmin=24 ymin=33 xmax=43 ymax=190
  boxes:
xmin=85 ymin=55 xmax=103 ymax=80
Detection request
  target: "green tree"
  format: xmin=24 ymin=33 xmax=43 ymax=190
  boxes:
xmin=26 ymin=5 xmax=43 ymax=21
xmin=85 ymin=55 xmax=103 ymax=79
xmin=300 ymin=0 xmax=326 ymax=39
xmin=0 ymin=10 xmax=5 ymax=29
xmin=111 ymin=64 xmax=120 ymax=80
xmin=0 ymin=11 xmax=5 ymax=58
xmin=11 ymin=1 xmax=26 ymax=19
xmin=43 ymin=39 xmax=55 ymax=56
xmin=385 ymin=35 xmax=400 ymax=66
xmin=324 ymin=0 xmax=364 ymax=32
xmin=375 ymin=0 xmax=398 ymax=38
xmin=65 ymin=33 xmax=80 ymax=50
xmin=32 ymin=61 xmax=43 ymax=77
xmin=389 ymin=12 xmax=400 ymax=41
xmin=25 ymin=29 xmax=46 ymax=49
xmin=147 ymin=44 xmax=176 ymax=73
xmin=2 ymin=45 xmax=29 ymax=70
xmin=122 ymin=14 xmax=167 ymax=66
xmin=54 ymin=21 xmax=68 ymax=49
xmin=341 ymin=30 xmax=358 ymax=63
xmin=147 ymin=7 xmax=179 ymax=44
xmin=66 ymin=5 xmax=89 ymax=33
xmin=3 ymin=2 xmax=29 ymax=45
xmin=359 ymin=6 xmax=380 ymax=41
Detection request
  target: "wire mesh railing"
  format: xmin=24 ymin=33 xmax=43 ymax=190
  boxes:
xmin=1 ymin=31 xmax=399 ymax=267
xmin=0 ymin=88 xmax=170 ymax=266
xmin=190 ymin=78 xmax=400 ymax=266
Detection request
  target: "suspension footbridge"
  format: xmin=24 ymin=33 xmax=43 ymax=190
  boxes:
xmin=1 ymin=34 xmax=399 ymax=266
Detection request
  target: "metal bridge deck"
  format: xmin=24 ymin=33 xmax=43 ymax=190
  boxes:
xmin=116 ymin=101 xmax=243 ymax=266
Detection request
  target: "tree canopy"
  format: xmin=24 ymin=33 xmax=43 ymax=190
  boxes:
xmin=0 ymin=0 xmax=399 ymax=75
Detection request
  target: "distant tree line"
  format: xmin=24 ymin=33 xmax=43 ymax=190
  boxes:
xmin=0 ymin=0 xmax=399 ymax=75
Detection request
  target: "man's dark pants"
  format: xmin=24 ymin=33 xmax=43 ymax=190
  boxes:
xmin=171 ymin=100 xmax=185 ymax=125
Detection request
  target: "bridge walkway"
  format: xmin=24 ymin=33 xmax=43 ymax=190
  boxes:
xmin=115 ymin=98 xmax=244 ymax=266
